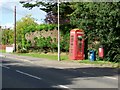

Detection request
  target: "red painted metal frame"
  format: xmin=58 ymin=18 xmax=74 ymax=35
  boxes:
xmin=69 ymin=29 xmax=84 ymax=60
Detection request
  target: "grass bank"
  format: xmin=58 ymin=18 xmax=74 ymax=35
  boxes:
xmin=79 ymin=59 xmax=119 ymax=67
xmin=0 ymin=50 xmax=6 ymax=53
xmin=16 ymin=52 xmax=69 ymax=61
xmin=16 ymin=52 xmax=119 ymax=68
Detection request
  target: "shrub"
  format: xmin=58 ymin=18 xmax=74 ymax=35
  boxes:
xmin=36 ymin=24 xmax=57 ymax=31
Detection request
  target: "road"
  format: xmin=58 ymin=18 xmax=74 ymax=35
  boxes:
xmin=0 ymin=56 xmax=119 ymax=89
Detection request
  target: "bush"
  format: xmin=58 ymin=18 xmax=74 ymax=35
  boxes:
xmin=17 ymin=48 xmax=28 ymax=53
xmin=104 ymin=41 xmax=120 ymax=62
xmin=60 ymin=34 xmax=70 ymax=52
xmin=36 ymin=24 xmax=57 ymax=31
xmin=50 ymin=41 xmax=58 ymax=52
xmin=48 ymin=24 xmax=57 ymax=30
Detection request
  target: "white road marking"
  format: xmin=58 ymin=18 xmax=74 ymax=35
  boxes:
xmin=104 ymin=76 xmax=117 ymax=80
xmin=58 ymin=85 xmax=69 ymax=88
xmin=16 ymin=70 xmax=41 ymax=80
xmin=82 ymin=71 xmax=117 ymax=80
xmin=2 ymin=65 xmax=10 ymax=69
xmin=82 ymin=72 xmax=94 ymax=75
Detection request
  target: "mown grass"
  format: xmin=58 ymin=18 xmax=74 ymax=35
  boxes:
xmin=0 ymin=50 xmax=6 ymax=53
xmin=16 ymin=52 xmax=69 ymax=61
xmin=79 ymin=59 xmax=119 ymax=67
xmin=16 ymin=52 xmax=119 ymax=68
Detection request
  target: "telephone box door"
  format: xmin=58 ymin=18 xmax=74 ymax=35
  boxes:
xmin=76 ymin=33 xmax=84 ymax=60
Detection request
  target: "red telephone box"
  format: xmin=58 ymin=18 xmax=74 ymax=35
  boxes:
xmin=69 ymin=29 xmax=85 ymax=60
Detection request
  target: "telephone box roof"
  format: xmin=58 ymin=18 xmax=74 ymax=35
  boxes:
xmin=70 ymin=28 xmax=84 ymax=34
xmin=71 ymin=28 xmax=84 ymax=32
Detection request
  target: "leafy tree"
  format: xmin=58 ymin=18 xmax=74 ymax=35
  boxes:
xmin=20 ymin=1 xmax=75 ymax=53
xmin=69 ymin=2 xmax=120 ymax=62
xmin=35 ymin=36 xmax=52 ymax=53
xmin=36 ymin=24 xmax=57 ymax=31
xmin=19 ymin=1 xmax=120 ymax=62
xmin=16 ymin=15 xmax=37 ymax=50
xmin=20 ymin=1 xmax=73 ymax=24
xmin=2 ymin=29 xmax=14 ymax=45
xmin=20 ymin=1 xmax=57 ymax=24
xmin=59 ymin=2 xmax=74 ymax=24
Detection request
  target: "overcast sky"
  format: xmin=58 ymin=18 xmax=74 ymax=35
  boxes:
xmin=0 ymin=0 xmax=46 ymax=29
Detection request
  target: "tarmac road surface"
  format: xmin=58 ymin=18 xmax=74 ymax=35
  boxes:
xmin=0 ymin=55 xmax=119 ymax=89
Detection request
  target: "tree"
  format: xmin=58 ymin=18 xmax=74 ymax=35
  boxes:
xmin=69 ymin=2 xmax=120 ymax=62
xmin=16 ymin=15 xmax=37 ymax=49
xmin=2 ymin=29 xmax=14 ymax=45
xmin=20 ymin=1 xmax=57 ymax=24
xmin=20 ymin=1 xmax=73 ymax=24
xmin=20 ymin=1 xmax=120 ymax=62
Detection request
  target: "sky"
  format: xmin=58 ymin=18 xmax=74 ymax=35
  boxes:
xmin=0 ymin=0 xmax=46 ymax=29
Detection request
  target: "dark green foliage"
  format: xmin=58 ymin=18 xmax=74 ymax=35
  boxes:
xmin=60 ymin=24 xmax=75 ymax=52
xmin=70 ymin=2 xmax=120 ymax=62
xmin=25 ymin=24 xmax=36 ymax=33
xmin=2 ymin=29 xmax=14 ymax=45
xmin=9 ymin=1 xmax=120 ymax=62
xmin=84 ymin=38 xmax=88 ymax=59
xmin=20 ymin=1 xmax=58 ymax=24
xmin=60 ymin=24 xmax=76 ymax=34
xmin=19 ymin=1 xmax=73 ymax=53
xmin=17 ymin=48 xmax=28 ymax=53
xmin=51 ymin=42 xmax=58 ymax=52
xmin=36 ymin=24 xmax=48 ymax=31
xmin=17 ymin=39 xmax=31 ymax=53
xmin=60 ymin=34 xmax=70 ymax=52
xmin=34 ymin=36 xmax=57 ymax=53
xmin=47 ymin=24 xmax=57 ymax=30
xmin=16 ymin=21 xmax=57 ymax=53
xmin=25 ymin=40 xmax=32 ymax=49
xmin=16 ymin=15 xmax=37 ymax=51
xmin=16 ymin=15 xmax=57 ymax=52
xmin=36 ymin=24 xmax=57 ymax=31
xmin=20 ymin=1 xmax=73 ymax=24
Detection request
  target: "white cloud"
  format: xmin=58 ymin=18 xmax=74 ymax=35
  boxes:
xmin=1 ymin=23 xmax=14 ymax=29
xmin=35 ymin=20 xmax=44 ymax=24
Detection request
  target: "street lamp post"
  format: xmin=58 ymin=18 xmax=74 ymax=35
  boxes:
xmin=58 ymin=0 xmax=60 ymax=61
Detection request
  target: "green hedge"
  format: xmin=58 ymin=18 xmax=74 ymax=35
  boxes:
xmin=22 ymin=24 xmax=57 ymax=34
xmin=36 ymin=24 xmax=57 ymax=31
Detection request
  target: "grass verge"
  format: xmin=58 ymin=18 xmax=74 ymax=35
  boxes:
xmin=0 ymin=50 xmax=6 ymax=53
xmin=16 ymin=52 xmax=69 ymax=61
xmin=15 ymin=52 xmax=119 ymax=68
xmin=79 ymin=59 xmax=119 ymax=68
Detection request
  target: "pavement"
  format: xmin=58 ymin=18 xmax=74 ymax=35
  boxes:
xmin=0 ymin=53 xmax=115 ymax=69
